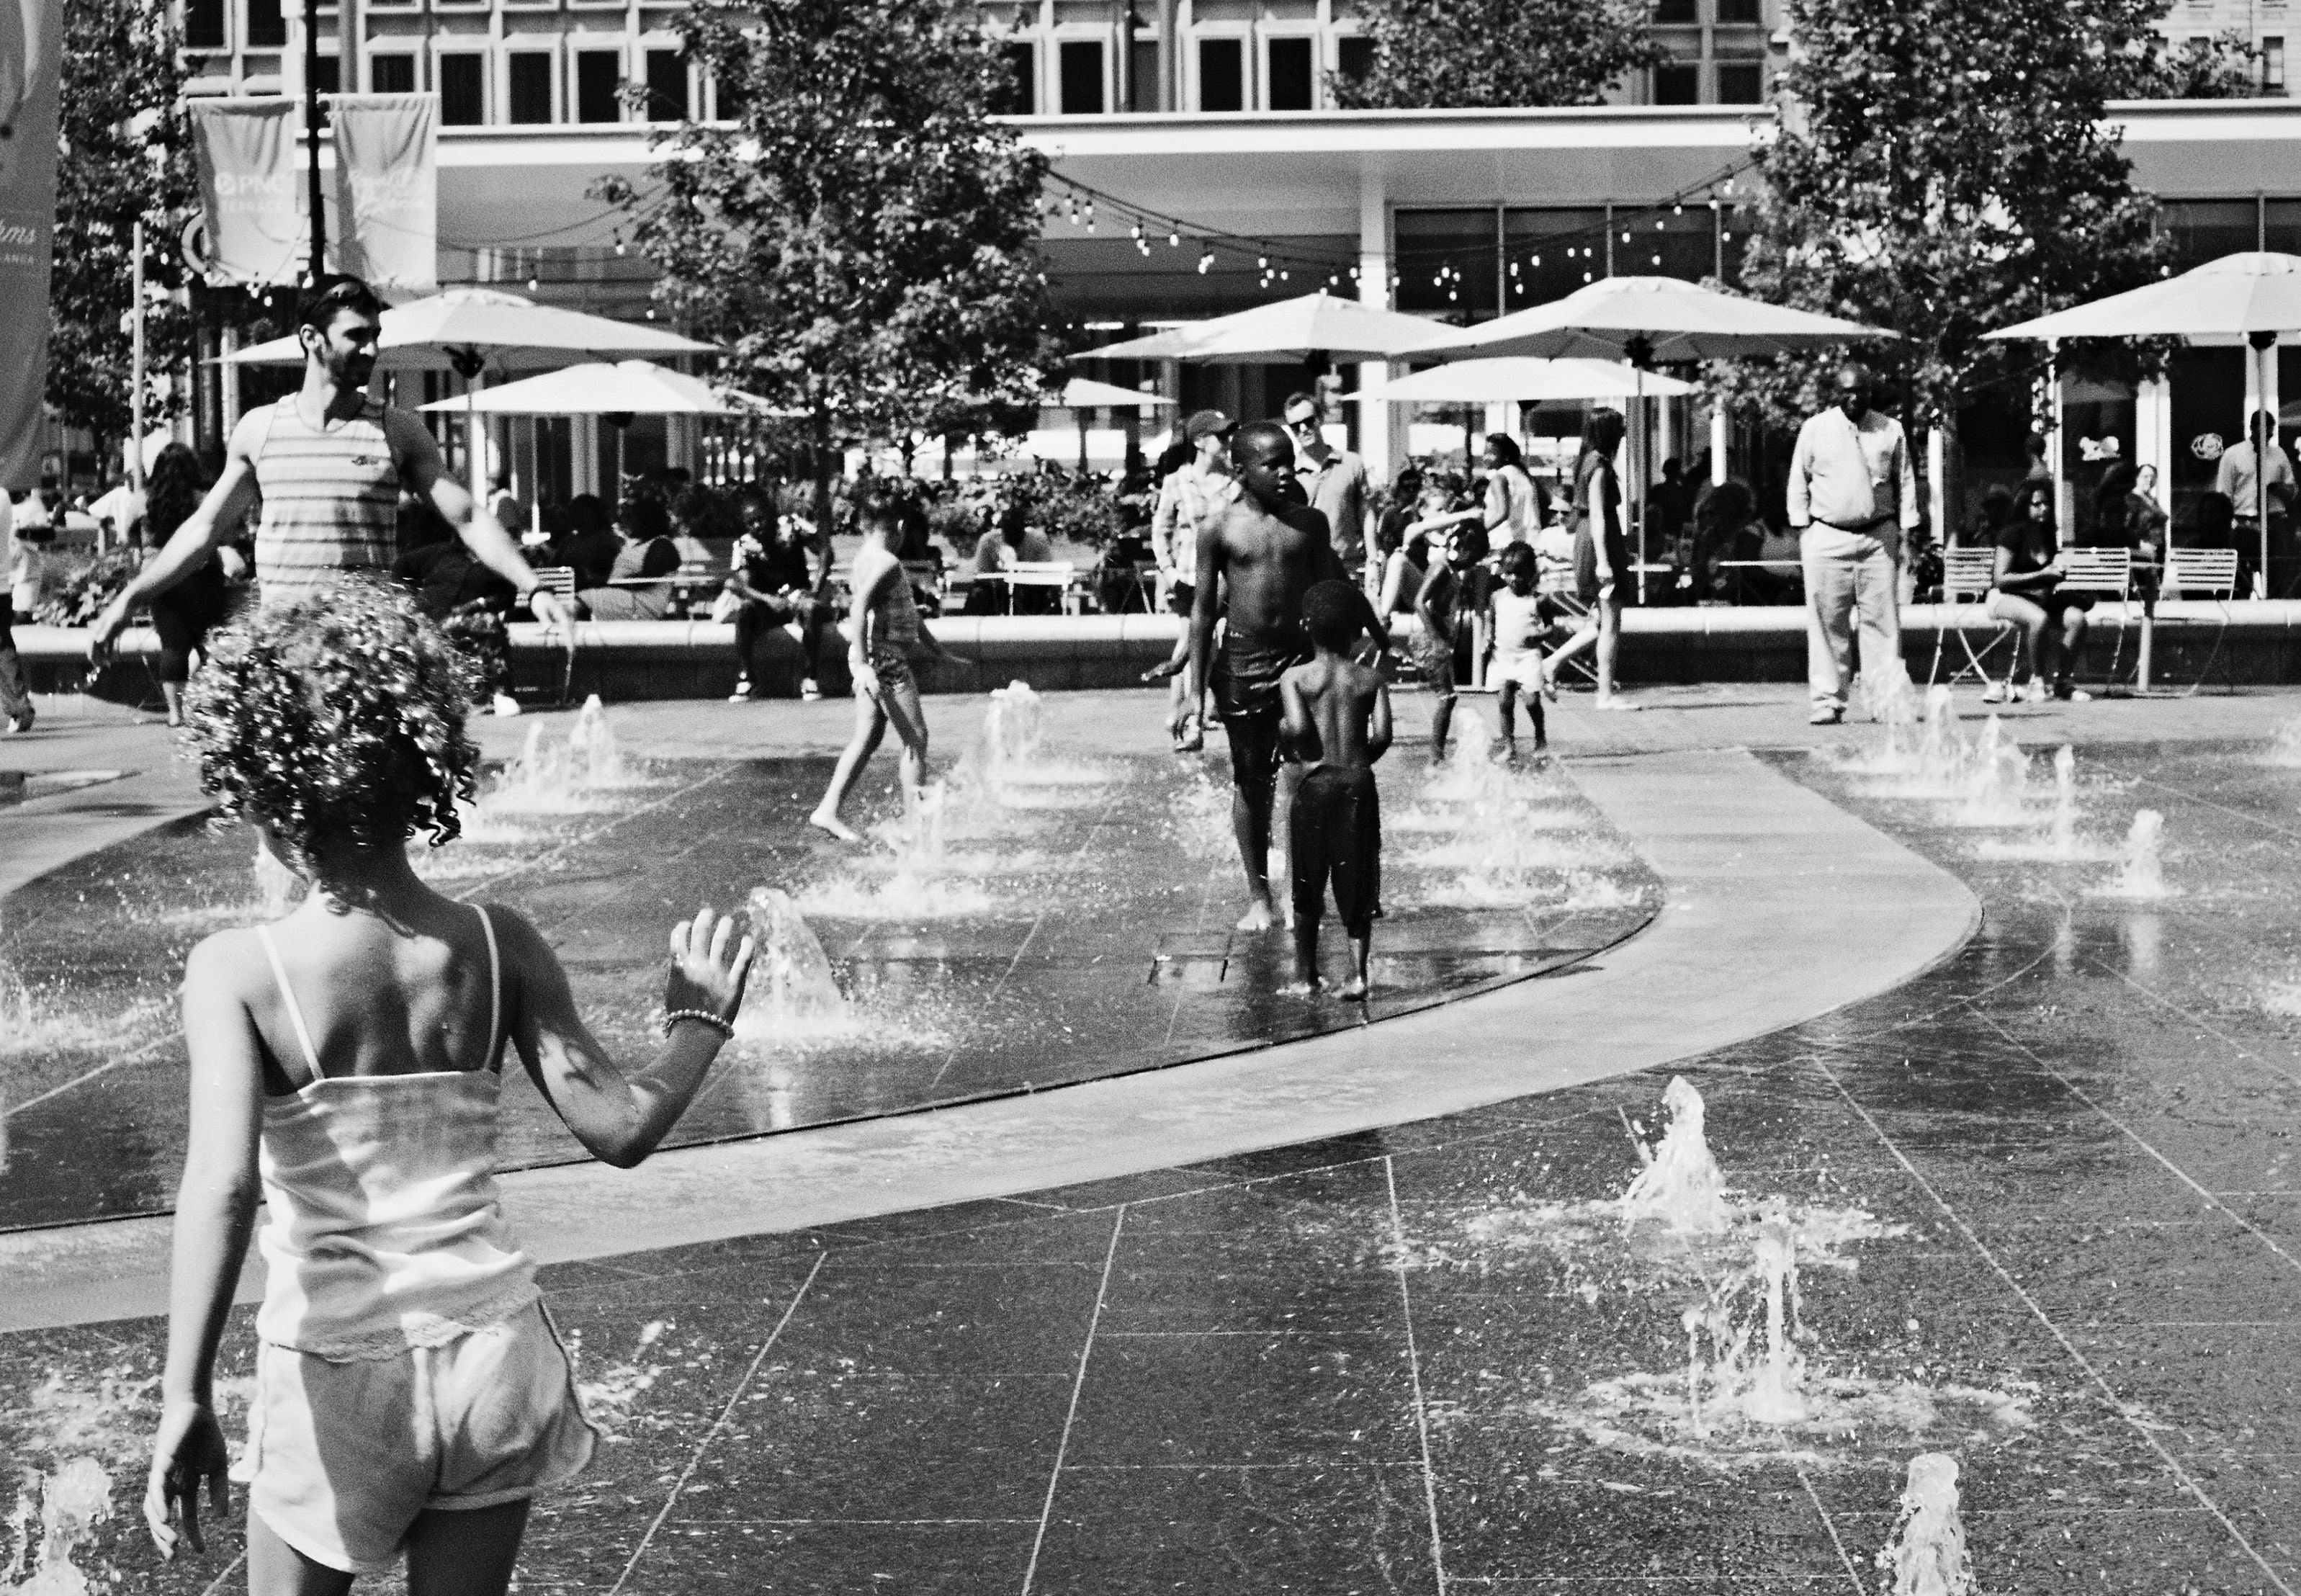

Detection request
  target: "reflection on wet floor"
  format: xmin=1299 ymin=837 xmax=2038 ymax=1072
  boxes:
xmin=0 ymin=702 xmax=1655 ymax=1232
xmin=14 ymin=723 xmax=2301 ymax=1590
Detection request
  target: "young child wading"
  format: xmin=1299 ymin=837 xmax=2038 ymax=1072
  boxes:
xmin=144 ymin=582 xmax=756 ymax=1595
xmin=1279 ymin=580 xmax=1393 ymax=999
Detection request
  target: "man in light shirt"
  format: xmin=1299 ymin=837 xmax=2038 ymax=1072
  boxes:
xmin=2215 ymin=408 xmax=2295 ymax=593
xmin=1283 ymin=390 xmax=1371 ymax=583
xmin=1146 ymin=409 xmax=1239 ymax=749
xmin=1787 ymin=362 xmax=1919 ymax=725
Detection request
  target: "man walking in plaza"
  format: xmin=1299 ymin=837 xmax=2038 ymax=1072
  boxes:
xmin=91 ymin=274 xmax=569 ymax=656
xmin=1189 ymin=421 xmax=1350 ymax=931
xmin=1283 ymin=390 xmax=1371 ymax=586
xmin=1147 ymin=408 xmax=1239 ymax=750
xmin=2215 ymin=406 xmax=2296 ymax=595
xmin=1787 ymin=362 xmax=1918 ymax=725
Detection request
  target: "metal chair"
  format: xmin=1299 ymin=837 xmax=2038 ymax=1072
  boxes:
xmin=2162 ymin=546 xmax=2243 ymax=694
xmin=1927 ymin=547 xmax=2016 ymax=694
xmin=1002 ymin=560 xmax=1080 ymax=615
xmin=2056 ymin=547 xmax=2135 ymax=691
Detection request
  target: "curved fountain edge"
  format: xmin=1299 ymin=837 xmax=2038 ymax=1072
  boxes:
xmin=0 ymin=746 xmax=1981 ymax=1332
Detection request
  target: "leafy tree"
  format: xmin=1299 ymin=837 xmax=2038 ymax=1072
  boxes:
xmin=597 ymin=0 xmax=1062 ymax=529
xmin=1329 ymin=0 xmax=1664 ymax=110
xmin=2150 ymin=31 xmax=2267 ymax=99
xmin=1718 ymin=0 xmax=2171 ymax=475
xmin=50 ymin=0 xmax=198 ymax=472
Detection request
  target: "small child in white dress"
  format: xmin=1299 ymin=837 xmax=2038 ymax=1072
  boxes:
xmin=1488 ymin=543 xmax=1565 ymax=751
xmin=145 ymin=579 xmax=755 ymax=1594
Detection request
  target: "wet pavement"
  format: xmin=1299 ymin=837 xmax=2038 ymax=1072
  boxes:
xmin=8 ymin=697 xmax=2301 ymax=1592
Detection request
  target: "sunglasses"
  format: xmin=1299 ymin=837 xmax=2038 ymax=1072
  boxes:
xmin=1286 ymin=416 xmax=1319 ymax=434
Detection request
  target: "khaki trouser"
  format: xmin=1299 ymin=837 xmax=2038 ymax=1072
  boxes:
xmin=1802 ymin=522 xmax=1906 ymax=717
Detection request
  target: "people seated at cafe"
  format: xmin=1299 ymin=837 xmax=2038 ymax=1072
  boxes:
xmin=578 ymin=495 xmax=681 ymax=620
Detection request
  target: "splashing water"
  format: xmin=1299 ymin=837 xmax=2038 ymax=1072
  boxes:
xmin=482 ymin=699 xmax=658 ymax=813
xmin=565 ymin=695 xmax=646 ymax=788
xmin=2 ymin=1458 xmax=112 ymax=1596
xmin=1620 ymin=1077 xmax=1733 ymax=1236
xmin=566 ymin=1319 xmax=670 ymax=1440
xmin=2091 ymin=809 xmax=2175 ymax=900
xmin=1974 ymin=744 xmax=2117 ymax=862
xmin=1169 ymin=769 xmax=1234 ymax=860
xmin=1949 ymin=717 xmax=2033 ymax=827
xmin=732 ymin=889 xmax=859 ymax=1045
xmin=2266 ymin=717 xmax=2301 ymax=768
xmin=1876 ymin=1453 xmax=1975 ymax=1596
xmin=975 ymin=682 xmax=1104 ymax=800
xmin=984 ymin=681 xmax=1045 ymax=770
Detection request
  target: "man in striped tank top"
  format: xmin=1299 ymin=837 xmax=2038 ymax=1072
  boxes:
xmin=91 ymin=276 xmax=570 ymax=657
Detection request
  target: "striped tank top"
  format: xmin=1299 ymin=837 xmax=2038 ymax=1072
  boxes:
xmin=253 ymin=396 xmax=403 ymax=604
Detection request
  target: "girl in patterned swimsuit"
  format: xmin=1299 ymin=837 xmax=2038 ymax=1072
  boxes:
xmin=144 ymin=581 xmax=755 ymax=1595
xmin=810 ymin=485 xmax=966 ymax=843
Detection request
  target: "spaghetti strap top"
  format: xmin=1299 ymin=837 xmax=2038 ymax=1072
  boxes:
xmin=250 ymin=906 xmax=537 ymax=1358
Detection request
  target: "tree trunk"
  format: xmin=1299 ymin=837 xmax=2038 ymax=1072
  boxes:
xmin=811 ymin=403 xmax=836 ymax=559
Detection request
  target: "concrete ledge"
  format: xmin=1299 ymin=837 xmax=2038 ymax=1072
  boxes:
xmin=0 ymin=748 xmax=1980 ymax=1332
xmin=23 ymin=599 xmax=2297 ymax=701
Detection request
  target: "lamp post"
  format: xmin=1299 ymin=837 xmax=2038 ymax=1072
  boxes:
xmin=305 ymin=0 xmax=326 ymax=284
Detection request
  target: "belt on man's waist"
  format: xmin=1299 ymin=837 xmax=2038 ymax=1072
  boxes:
xmin=1808 ymin=514 xmax=1894 ymax=534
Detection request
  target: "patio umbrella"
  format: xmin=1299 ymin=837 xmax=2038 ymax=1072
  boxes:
xmin=225 ymin=288 xmax=717 ymax=498
xmin=1048 ymin=376 xmax=1178 ymax=472
xmin=1078 ymin=291 xmax=1443 ymax=364
xmin=1407 ymin=275 xmax=1892 ymax=364
xmin=416 ymin=360 xmax=753 ymax=416
xmin=1345 ymin=357 xmax=1698 ymax=404
xmin=1988 ymin=253 xmax=2301 ymax=591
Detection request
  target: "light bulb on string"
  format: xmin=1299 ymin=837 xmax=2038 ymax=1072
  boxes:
xmin=1198 ymin=251 xmax=1214 ymax=274
xmin=1278 ymin=269 xmax=1288 ymax=280
xmin=1650 ymin=255 xmax=1661 ymax=266
xmin=1582 ymin=272 xmax=1592 ymax=283
xmin=1673 ymin=205 xmax=1683 ymax=215
xmin=1257 ymin=255 xmax=1268 ymax=269
xmin=1620 ymin=230 xmax=1630 ymax=243
xmin=1532 ymin=254 xmax=1542 ymax=266
xmin=1655 ymin=219 xmax=1664 ymax=230
xmin=1168 ymin=231 xmax=1180 ymax=247
xmin=527 ymin=276 xmax=540 ymax=291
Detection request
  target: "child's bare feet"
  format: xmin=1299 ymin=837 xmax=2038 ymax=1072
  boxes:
xmin=1340 ymin=975 xmax=1368 ymax=1001
xmin=808 ymin=807 xmax=863 ymax=843
xmin=1236 ymin=899 xmax=1275 ymax=933
xmin=1278 ymin=977 xmax=1322 ymax=997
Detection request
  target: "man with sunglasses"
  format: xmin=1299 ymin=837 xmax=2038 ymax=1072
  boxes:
xmin=1282 ymin=390 xmax=1371 ymax=586
xmin=92 ymin=274 xmax=569 ymax=661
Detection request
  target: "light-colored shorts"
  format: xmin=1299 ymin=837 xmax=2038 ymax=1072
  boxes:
xmin=246 ymin=1300 xmax=597 ymax=1574
xmin=1491 ymin=646 xmax=1548 ymax=691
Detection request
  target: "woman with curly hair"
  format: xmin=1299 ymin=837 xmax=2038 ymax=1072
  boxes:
xmin=143 ymin=580 xmax=755 ymax=1595
xmin=144 ymin=441 xmax=241 ymax=726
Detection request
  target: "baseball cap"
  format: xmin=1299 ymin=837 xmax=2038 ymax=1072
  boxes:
xmin=1184 ymin=409 xmax=1237 ymax=443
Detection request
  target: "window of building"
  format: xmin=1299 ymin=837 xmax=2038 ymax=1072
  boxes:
xmin=2267 ymin=36 xmax=2287 ymax=89
xmin=184 ymin=0 xmax=224 ymax=51
xmin=1714 ymin=0 xmax=1762 ymax=21
xmin=1654 ymin=0 xmax=1697 ymax=22
xmin=992 ymin=42 xmax=1035 ymax=115
xmin=1129 ymin=37 xmax=1159 ymax=111
xmin=645 ymin=50 xmax=687 ymax=120
xmin=1715 ymin=60 xmax=1765 ymax=102
xmin=246 ymin=0 xmax=285 ymax=48
xmin=439 ymin=53 xmax=485 ymax=125
xmin=370 ymin=53 xmax=415 ymax=94
xmin=1397 ymin=209 xmax=1502 ymax=320
xmin=575 ymin=50 xmax=622 ymax=122
xmin=1058 ymin=40 xmax=1103 ymax=113
xmin=1335 ymin=34 xmax=1373 ymax=88
xmin=508 ymin=53 xmax=552 ymax=123
xmin=1198 ymin=37 xmax=1244 ymax=111
xmin=1502 ymin=207 xmax=1609 ymax=305
xmin=311 ymin=55 xmax=339 ymax=95
xmin=1266 ymin=36 xmax=1314 ymax=109
xmin=714 ymin=63 xmax=750 ymax=122
xmin=1653 ymin=62 xmax=1698 ymax=104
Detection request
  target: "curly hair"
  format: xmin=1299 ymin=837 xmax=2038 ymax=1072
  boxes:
xmin=184 ymin=580 xmax=478 ymax=871
xmin=144 ymin=442 xmax=207 ymax=544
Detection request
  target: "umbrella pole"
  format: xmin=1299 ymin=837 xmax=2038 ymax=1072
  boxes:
xmin=2258 ymin=334 xmax=2276 ymax=599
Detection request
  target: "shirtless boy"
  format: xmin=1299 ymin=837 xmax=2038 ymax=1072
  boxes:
xmin=1188 ymin=423 xmax=1351 ymax=931
xmin=1280 ymin=580 xmax=1392 ymax=999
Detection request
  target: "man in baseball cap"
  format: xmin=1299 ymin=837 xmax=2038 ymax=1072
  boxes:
xmin=1185 ymin=409 xmax=1237 ymax=444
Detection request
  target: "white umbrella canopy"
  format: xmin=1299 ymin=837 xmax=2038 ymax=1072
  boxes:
xmin=1052 ymin=376 xmax=1178 ymax=408
xmin=1080 ymin=291 xmax=1445 ymax=364
xmin=221 ymin=287 xmax=716 ymax=371
xmin=416 ymin=360 xmax=753 ymax=416
xmin=1986 ymin=253 xmax=2301 ymax=344
xmin=1410 ymin=276 xmax=1893 ymax=363
xmin=1347 ymin=357 xmax=1697 ymax=405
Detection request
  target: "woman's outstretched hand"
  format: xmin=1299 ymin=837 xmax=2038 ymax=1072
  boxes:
xmin=145 ymin=1399 xmax=231 ymax=1559
xmin=665 ymin=905 xmax=756 ymax=1024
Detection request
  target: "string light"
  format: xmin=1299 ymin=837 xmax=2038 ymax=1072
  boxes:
xmin=1197 ymin=251 xmax=1214 ymax=274
xmin=1168 ymin=230 xmax=1180 ymax=247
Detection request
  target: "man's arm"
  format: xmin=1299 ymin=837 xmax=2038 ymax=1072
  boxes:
xmin=1187 ymin=517 xmax=1224 ymax=712
xmin=1785 ymin=418 xmax=1814 ymax=528
xmin=1367 ymin=677 xmax=1393 ymax=763
xmin=2215 ymin=452 xmax=2241 ymax=501
xmin=390 ymin=412 xmax=562 ymax=628
xmin=92 ymin=415 xmax=264 ymax=653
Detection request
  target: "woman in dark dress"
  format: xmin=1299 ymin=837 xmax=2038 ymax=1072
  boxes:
xmin=143 ymin=442 xmax=238 ymax=727
xmin=1987 ymin=480 xmax=2092 ymax=703
xmin=1540 ymin=408 xmax=1631 ymax=707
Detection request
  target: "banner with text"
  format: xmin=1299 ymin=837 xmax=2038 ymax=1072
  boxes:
xmin=189 ymin=98 xmax=305 ymax=289
xmin=0 ymin=0 xmax=66 ymax=488
xmin=328 ymin=93 xmax=437 ymax=300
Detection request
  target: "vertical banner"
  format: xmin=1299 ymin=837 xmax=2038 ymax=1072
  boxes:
xmin=189 ymin=98 xmax=306 ymax=288
xmin=327 ymin=93 xmax=438 ymax=300
xmin=0 ymin=0 xmax=65 ymax=488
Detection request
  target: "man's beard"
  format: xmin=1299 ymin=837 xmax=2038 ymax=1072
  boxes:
xmin=329 ymin=350 xmax=376 ymax=389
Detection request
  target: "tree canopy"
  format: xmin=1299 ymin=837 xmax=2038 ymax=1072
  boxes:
xmin=1723 ymin=0 xmax=2197 ymax=437
xmin=598 ymin=0 xmax=1061 ymax=507
xmin=1329 ymin=0 xmax=1664 ymax=111
xmin=49 ymin=0 xmax=197 ymax=455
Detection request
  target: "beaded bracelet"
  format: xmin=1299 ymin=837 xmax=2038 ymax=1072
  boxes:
xmin=662 ymin=1009 xmax=735 ymax=1041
